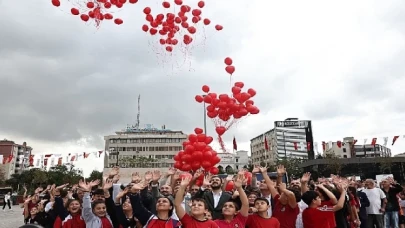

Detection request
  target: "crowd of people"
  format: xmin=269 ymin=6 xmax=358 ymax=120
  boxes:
xmin=16 ymin=165 xmax=405 ymax=228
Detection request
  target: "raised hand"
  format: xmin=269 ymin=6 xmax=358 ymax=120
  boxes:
xmin=144 ymin=171 xmax=153 ymax=182
xmin=90 ymin=179 xmax=101 ymax=187
xmin=259 ymin=166 xmax=267 ymax=173
xmin=109 ymin=166 xmax=120 ymax=177
xmin=202 ymin=174 xmax=212 ymax=187
xmin=252 ymin=165 xmax=260 ymax=173
xmin=234 ymin=174 xmax=246 ymax=188
xmin=180 ymin=176 xmax=192 ymax=187
xmin=103 ymin=179 xmax=113 ymax=190
xmin=277 ymin=165 xmax=286 ymax=175
xmin=152 ymin=170 xmax=161 ymax=182
xmin=167 ymin=167 xmax=176 ymax=175
xmin=132 ymin=172 xmax=141 ymax=183
xmin=301 ymin=172 xmax=311 ymax=183
xmin=115 ymin=188 xmax=128 ymax=202
xmin=79 ymin=179 xmax=92 ymax=192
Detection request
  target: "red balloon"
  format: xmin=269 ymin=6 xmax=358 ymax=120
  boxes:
xmin=224 ymin=57 xmax=232 ymax=65
xmin=203 ymin=18 xmax=211 ymax=25
xmin=202 ymin=85 xmax=210 ymax=93
xmin=173 ymin=154 xmax=180 ymax=161
xmin=192 ymin=151 xmax=203 ymax=160
xmin=215 ymin=126 xmax=226 ymax=136
xmin=197 ymin=134 xmax=206 ymax=142
xmin=225 ymin=181 xmax=234 ymax=191
xmin=209 ymin=166 xmax=219 ymax=174
xmin=194 ymin=128 xmax=203 ymax=134
xmin=197 ymin=1 xmax=205 ymax=8
xmin=143 ymin=7 xmax=151 ymax=14
xmin=201 ymin=160 xmax=212 ymax=169
xmin=166 ymin=46 xmax=173 ymax=52
xmin=80 ymin=14 xmax=89 ymax=22
xmin=244 ymin=172 xmax=253 ymax=185
xmin=215 ymin=25 xmax=223 ymax=31
xmin=86 ymin=2 xmax=95 ymax=8
xmin=191 ymin=161 xmax=201 ymax=170
xmin=174 ymin=0 xmax=183 ymax=5
xmin=174 ymin=161 xmax=182 ymax=169
xmin=114 ymin=18 xmax=123 ymax=25
xmin=195 ymin=95 xmax=203 ymax=103
xmin=150 ymin=28 xmax=158 ymax=35
xmin=247 ymin=88 xmax=256 ymax=97
xmin=225 ymin=66 xmax=235 ymax=75
xmin=104 ymin=13 xmax=113 ymax=20
xmin=162 ymin=1 xmax=170 ymax=8
xmin=192 ymin=9 xmax=201 ymax=16
xmin=182 ymin=164 xmax=192 ymax=171
xmin=205 ymin=136 xmax=213 ymax=144
xmin=231 ymin=86 xmax=241 ymax=95
xmin=129 ymin=0 xmax=138 ymax=3
xmin=71 ymin=8 xmax=80 ymax=15
xmin=51 ymin=0 xmax=60 ymax=7
xmin=184 ymin=145 xmax=195 ymax=153
xmin=211 ymin=156 xmax=220 ymax=164
xmin=104 ymin=2 xmax=112 ymax=8
xmin=196 ymin=180 xmax=203 ymax=186
xmin=234 ymin=82 xmax=244 ymax=88
xmin=188 ymin=134 xmax=198 ymax=142
xmin=182 ymin=154 xmax=192 ymax=162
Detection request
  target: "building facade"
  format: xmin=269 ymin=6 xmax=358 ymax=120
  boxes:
xmin=0 ymin=139 xmax=32 ymax=179
xmin=104 ymin=124 xmax=188 ymax=169
xmin=216 ymin=150 xmax=249 ymax=173
xmin=250 ymin=118 xmax=314 ymax=165
xmin=323 ymin=137 xmax=391 ymax=158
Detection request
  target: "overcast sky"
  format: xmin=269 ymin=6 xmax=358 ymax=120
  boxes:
xmin=1 ymin=0 xmax=404 ymax=176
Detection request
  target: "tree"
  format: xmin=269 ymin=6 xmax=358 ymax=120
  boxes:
xmin=278 ymin=157 xmax=303 ymax=179
xmin=323 ymin=153 xmax=345 ymax=175
xmin=87 ymin=170 xmax=103 ymax=182
xmin=0 ymin=166 xmax=5 ymax=184
xmin=120 ymin=156 xmax=158 ymax=168
xmin=377 ymin=157 xmax=394 ymax=174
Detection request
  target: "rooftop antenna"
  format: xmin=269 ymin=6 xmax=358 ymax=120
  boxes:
xmin=135 ymin=94 xmax=141 ymax=129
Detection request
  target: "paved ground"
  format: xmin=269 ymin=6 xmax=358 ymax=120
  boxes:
xmin=0 ymin=204 xmax=25 ymax=228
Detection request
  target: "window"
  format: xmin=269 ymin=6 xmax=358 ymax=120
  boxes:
xmin=343 ymin=148 xmax=347 ymax=152
xmin=343 ymin=155 xmax=347 ymax=158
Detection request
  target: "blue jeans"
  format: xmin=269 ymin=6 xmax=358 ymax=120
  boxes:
xmin=385 ymin=211 xmax=399 ymax=228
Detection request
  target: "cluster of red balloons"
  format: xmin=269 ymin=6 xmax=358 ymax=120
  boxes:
xmin=195 ymin=82 xmax=260 ymax=137
xmin=224 ymin=57 xmax=235 ymax=75
xmin=51 ymin=0 xmax=130 ymax=26
xmin=173 ymin=127 xmax=221 ymax=175
xmin=140 ymin=0 xmax=223 ymax=52
xmin=224 ymin=171 xmax=253 ymax=191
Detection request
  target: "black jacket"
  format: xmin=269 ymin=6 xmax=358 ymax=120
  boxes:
xmin=193 ymin=189 xmax=232 ymax=220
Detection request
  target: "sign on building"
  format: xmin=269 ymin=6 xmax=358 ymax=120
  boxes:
xmin=274 ymin=120 xmax=309 ymax=128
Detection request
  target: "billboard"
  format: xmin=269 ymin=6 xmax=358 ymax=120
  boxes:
xmin=274 ymin=120 xmax=310 ymax=128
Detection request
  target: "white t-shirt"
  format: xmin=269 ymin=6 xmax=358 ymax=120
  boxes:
xmin=362 ymin=188 xmax=386 ymax=214
xmin=295 ymin=200 xmax=308 ymax=228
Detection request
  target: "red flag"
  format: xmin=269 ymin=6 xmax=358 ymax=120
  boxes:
xmin=264 ymin=136 xmax=269 ymax=151
xmin=29 ymin=155 xmax=34 ymax=166
xmin=293 ymin=142 xmax=298 ymax=150
xmin=307 ymin=142 xmax=311 ymax=152
xmin=392 ymin=136 xmax=399 ymax=145
xmin=337 ymin=141 xmax=342 ymax=148
xmin=371 ymin=138 xmax=377 ymax=146
xmin=353 ymin=139 xmax=358 ymax=145
xmin=70 ymin=156 xmax=76 ymax=161
xmin=7 ymin=155 xmax=13 ymax=163
xmin=322 ymin=141 xmax=326 ymax=152
xmin=233 ymin=137 xmax=237 ymax=151
xmin=98 ymin=151 xmax=103 ymax=157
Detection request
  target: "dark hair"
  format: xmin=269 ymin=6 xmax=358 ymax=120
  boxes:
xmin=66 ymin=199 xmax=81 ymax=210
xmin=288 ymin=188 xmax=302 ymax=203
xmin=156 ymin=196 xmax=174 ymax=217
xmin=254 ymin=197 xmax=269 ymax=205
xmin=301 ymin=190 xmax=319 ymax=205
xmin=192 ymin=198 xmax=208 ymax=209
xmin=91 ymin=199 xmax=106 ymax=210
xmin=210 ymin=175 xmax=223 ymax=183
xmin=92 ymin=189 xmax=105 ymax=196
xmin=225 ymin=200 xmax=240 ymax=211
xmin=19 ymin=225 xmax=44 ymax=228
xmin=317 ymin=186 xmax=331 ymax=201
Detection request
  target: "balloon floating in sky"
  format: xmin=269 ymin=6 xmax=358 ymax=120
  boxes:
xmin=140 ymin=0 xmax=223 ymax=52
xmin=51 ymin=0 xmax=132 ymax=27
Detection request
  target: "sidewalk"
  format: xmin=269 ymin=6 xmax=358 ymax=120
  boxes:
xmin=0 ymin=204 xmax=24 ymax=227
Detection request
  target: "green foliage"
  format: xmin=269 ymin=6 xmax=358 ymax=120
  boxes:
xmin=120 ymin=156 xmax=158 ymax=168
xmin=5 ymin=165 xmax=83 ymax=194
xmin=323 ymin=153 xmax=345 ymax=175
xmin=277 ymin=157 xmax=303 ymax=179
xmin=87 ymin=170 xmax=103 ymax=182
